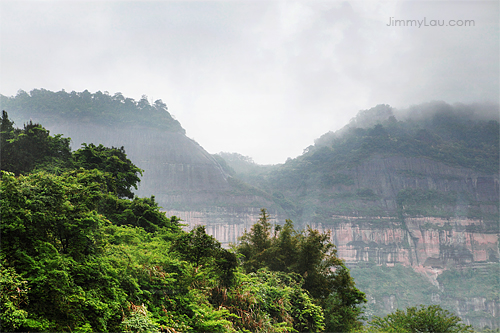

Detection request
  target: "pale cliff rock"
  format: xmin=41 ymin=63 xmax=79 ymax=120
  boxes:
xmin=31 ymin=122 xmax=277 ymax=211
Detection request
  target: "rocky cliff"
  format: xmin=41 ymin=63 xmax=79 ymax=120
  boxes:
xmin=36 ymin=122 xmax=279 ymax=212
xmin=177 ymin=153 xmax=499 ymax=329
xmin=2 ymin=90 xmax=279 ymax=212
xmin=4 ymin=92 xmax=498 ymax=328
xmin=310 ymin=216 xmax=498 ymax=273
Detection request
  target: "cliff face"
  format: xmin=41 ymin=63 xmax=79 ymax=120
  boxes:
xmin=178 ymin=212 xmax=499 ymax=272
xmin=277 ymin=154 xmax=499 ymax=222
xmin=310 ymin=217 xmax=498 ymax=271
xmin=27 ymin=122 xmax=276 ymax=211
xmin=175 ymin=154 xmax=499 ymax=329
xmin=308 ymin=155 xmax=499 ymax=274
xmin=176 ymin=155 xmax=498 ymax=260
xmin=346 ymin=155 xmax=498 ymax=204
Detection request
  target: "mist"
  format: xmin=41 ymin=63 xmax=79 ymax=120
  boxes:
xmin=1 ymin=0 xmax=498 ymax=164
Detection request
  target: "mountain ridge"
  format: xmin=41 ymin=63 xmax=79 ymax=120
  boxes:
xmin=2 ymin=89 xmax=499 ymax=327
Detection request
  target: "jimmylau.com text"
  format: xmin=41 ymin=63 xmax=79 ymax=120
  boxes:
xmin=386 ymin=17 xmax=475 ymax=28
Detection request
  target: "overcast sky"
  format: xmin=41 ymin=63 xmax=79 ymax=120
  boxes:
xmin=1 ymin=1 xmax=498 ymax=164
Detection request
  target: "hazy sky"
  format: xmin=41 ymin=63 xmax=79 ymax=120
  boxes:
xmin=1 ymin=1 xmax=498 ymax=164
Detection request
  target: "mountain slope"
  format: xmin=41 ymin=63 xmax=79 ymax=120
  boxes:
xmin=237 ymin=102 xmax=499 ymax=223
xmin=217 ymin=102 xmax=500 ymax=328
xmin=0 ymin=89 xmax=277 ymax=213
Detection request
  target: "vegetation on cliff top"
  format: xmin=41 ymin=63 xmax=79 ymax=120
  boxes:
xmin=218 ymin=102 xmax=499 ymax=221
xmin=0 ymin=89 xmax=185 ymax=133
xmin=272 ymin=102 xmax=498 ymax=190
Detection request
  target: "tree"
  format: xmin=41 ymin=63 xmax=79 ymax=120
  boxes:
xmin=0 ymin=167 xmax=184 ymax=332
xmin=0 ymin=110 xmax=14 ymax=138
xmin=367 ymin=305 xmax=473 ymax=333
xmin=236 ymin=209 xmax=366 ymax=332
xmin=0 ymin=169 xmax=128 ymax=332
xmin=0 ymin=112 xmax=72 ymax=175
xmin=237 ymin=208 xmax=273 ymax=272
xmin=99 ymin=194 xmax=181 ymax=233
xmin=0 ymin=170 xmax=109 ymax=261
xmin=0 ymin=114 xmax=143 ymax=197
xmin=72 ymin=143 xmax=143 ymax=198
xmin=173 ymin=225 xmax=237 ymax=287
xmin=0 ymin=110 xmax=15 ymax=171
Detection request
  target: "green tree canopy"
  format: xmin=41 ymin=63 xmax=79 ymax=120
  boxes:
xmin=0 ymin=117 xmax=329 ymax=332
xmin=0 ymin=111 xmax=72 ymax=175
xmin=236 ymin=208 xmax=366 ymax=332
xmin=72 ymin=143 xmax=143 ymax=199
xmin=1 ymin=111 xmax=143 ymax=199
xmin=172 ymin=225 xmax=238 ymax=287
xmin=0 ymin=89 xmax=185 ymax=132
xmin=366 ymin=305 xmax=474 ymax=333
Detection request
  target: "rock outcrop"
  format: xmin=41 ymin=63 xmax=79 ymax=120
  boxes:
xmin=175 ymin=154 xmax=499 ymax=329
xmin=310 ymin=216 xmax=499 ymax=271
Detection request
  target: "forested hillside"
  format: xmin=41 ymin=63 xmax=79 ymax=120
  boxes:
xmin=0 ymin=89 xmax=281 ymax=214
xmin=0 ymin=89 xmax=184 ymax=132
xmin=217 ymin=102 xmax=499 ymax=329
xmin=0 ymin=113 xmax=368 ymax=332
xmin=1 ymin=90 xmax=498 ymax=331
xmin=226 ymin=102 xmax=499 ymax=223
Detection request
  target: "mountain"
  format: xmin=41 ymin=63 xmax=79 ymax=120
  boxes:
xmin=244 ymin=102 xmax=498 ymax=220
xmin=2 ymin=90 xmax=499 ymax=328
xmin=0 ymin=89 xmax=280 ymax=223
xmin=217 ymin=101 xmax=500 ymax=328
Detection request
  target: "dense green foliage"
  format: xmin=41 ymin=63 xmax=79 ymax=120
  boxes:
xmin=350 ymin=263 xmax=500 ymax=330
xmin=236 ymin=209 xmax=367 ymax=332
xmin=172 ymin=225 xmax=238 ymax=287
xmin=363 ymin=305 xmax=473 ymax=333
xmin=0 ymin=119 xmax=335 ymax=332
xmin=1 ymin=111 xmax=143 ymax=199
xmin=1 ymin=110 xmax=72 ymax=175
xmin=1 ymin=169 xmax=328 ymax=332
xmin=0 ymin=89 xmax=184 ymax=132
xmin=72 ymin=143 xmax=143 ymax=199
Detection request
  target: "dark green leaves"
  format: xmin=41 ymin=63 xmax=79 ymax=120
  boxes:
xmin=236 ymin=208 xmax=366 ymax=332
xmin=368 ymin=305 xmax=474 ymax=333
xmin=173 ymin=225 xmax=237 ymax=287
xmin=0 ymin=170 xmax=108 ymax=261
xmin=1 ymin=112 xmax=72 ymax=175
xmin=72 ymin=143 xmax=143 ymax=199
